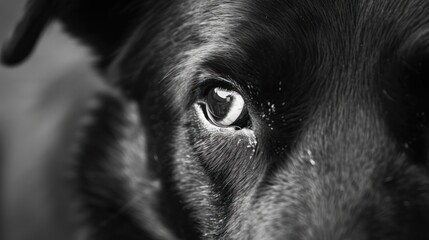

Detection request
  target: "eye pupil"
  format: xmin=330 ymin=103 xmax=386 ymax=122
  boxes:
xmin=207 ymin=89 xmax=233 ymax=121
xmin=204 ymin=87 xmax=249 ymax=128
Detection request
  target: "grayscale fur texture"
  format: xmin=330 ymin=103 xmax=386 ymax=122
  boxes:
xmin=2 ymin=0 xmax=429 ymax=239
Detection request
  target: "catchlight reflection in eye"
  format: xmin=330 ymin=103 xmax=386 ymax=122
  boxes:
xmin=203 ymin=87 xmax=249 ymax=128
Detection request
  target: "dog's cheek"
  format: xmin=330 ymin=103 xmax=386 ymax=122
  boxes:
xmin=167 ymin=108 xmax=265 ymax=238
xmin=188 ymin=107 xmax=263 ymax=191
xmin=171 ymin=132 xmax=225 ymax=238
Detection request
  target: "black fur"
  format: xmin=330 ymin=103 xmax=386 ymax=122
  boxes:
xmin=3 ymin=0 xmax=429 ymax=239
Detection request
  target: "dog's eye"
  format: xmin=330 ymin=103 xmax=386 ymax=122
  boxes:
xmin=202 ymin=87 xmax=249 ymax=128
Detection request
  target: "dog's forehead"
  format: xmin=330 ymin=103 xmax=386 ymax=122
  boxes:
xmin=122 ymin=0 xmax=429 ymax=120
xmin=174 ymin=1 xmax=426 ymax=77
xmin=166 ymin=1 xmax=428 ymax=111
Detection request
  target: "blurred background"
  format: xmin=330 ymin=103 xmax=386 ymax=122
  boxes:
xmin=1 ymin=1 xmax=106 ymax=239
xmin=0 ymin=0 xmax=98 ymax=122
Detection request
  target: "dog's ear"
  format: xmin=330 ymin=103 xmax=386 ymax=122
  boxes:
xmin=2 ymin=0 xmax=149 ymax=67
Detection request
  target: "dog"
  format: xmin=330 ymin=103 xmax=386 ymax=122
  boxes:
xmin=2 ymin=0 xmax=429 ymax=239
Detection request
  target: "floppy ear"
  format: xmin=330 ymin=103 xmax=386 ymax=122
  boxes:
xmin=2 ymin=0 xmax=146 ymax=67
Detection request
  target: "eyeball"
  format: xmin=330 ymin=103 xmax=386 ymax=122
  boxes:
xmin=202 ymin=87 xmax=249 ymax=128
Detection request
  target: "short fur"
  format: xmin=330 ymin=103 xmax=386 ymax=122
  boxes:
xmin=3 ymin=0 xmax=429 ymax=239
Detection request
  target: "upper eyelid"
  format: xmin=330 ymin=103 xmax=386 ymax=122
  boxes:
xmin=185 ymin=69 xmax=252 ymax=111
xmin=195 ymin=71 xmax=245 ymax=97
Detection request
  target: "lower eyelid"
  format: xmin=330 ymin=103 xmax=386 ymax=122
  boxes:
xmin=193 ymin=103 xmax=254 ymax=137
xmin=194 ymin=103 xmax=226 ymax=132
